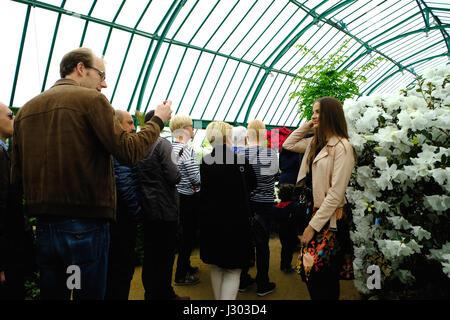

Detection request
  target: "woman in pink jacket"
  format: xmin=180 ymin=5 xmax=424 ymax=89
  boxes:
xmin=283 ymin=96 xmax=355 ymax=300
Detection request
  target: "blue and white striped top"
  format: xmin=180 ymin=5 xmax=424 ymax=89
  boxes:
xmin=239 ymin=146 xmax=279 ymax=203
xmin=172 ymin=142 xmax=201 ymax=195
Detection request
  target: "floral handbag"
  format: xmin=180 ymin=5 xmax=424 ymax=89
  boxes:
xmin=296 ymin=206 xmax=354 ymax=282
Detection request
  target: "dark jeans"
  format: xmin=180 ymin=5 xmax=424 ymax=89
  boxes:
xmin=105 ymin=213 xmax=137 ymax=300
xmin=35 ymin=218 xmax=110 ymax=300
xmin=142 ymin=220 xmax=177 ymax=300
xmin=175 ymin=192 xmax=200 ymax=280
xmin=241 ymin=201 xmax=273 ymax=287
xmin=306 ymin=268 xmax=340 ymax=300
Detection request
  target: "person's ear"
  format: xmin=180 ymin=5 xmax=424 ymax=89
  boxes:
xmin=75 ymin=62 xmax=85 ymax=76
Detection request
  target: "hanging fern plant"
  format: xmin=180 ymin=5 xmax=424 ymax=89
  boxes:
xmin=289 ymin=39 xmax=385 ymax=120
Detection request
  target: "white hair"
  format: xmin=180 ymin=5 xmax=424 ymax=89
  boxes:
xmin=232 ymin=126 xmax=247 ymax=146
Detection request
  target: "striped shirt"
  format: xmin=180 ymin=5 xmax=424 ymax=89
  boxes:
xmin=239 ymin=146 xmax=279 ymax=203
xmin=172 ymin=142 xmax=201 ymax=195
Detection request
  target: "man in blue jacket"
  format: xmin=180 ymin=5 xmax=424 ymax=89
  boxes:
xmin=105 ymin=110 xmax=142 ymax=300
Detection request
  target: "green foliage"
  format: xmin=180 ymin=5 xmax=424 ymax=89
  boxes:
xmin=135 ymin=110 xmax=147 ymax=128
xmin=289 ymin=39 xmax=385 ymax=120
xmin=24 ymin=272 xmax=40 ymax=300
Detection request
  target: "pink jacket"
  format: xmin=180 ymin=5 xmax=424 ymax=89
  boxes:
xmin=283 ymin=122 xmax=355 ymax=232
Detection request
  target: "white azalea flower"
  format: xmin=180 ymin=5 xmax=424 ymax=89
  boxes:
xmin=431 ymin=168 xmax=449 ymax=185
xmin=397 ymin=269 xmax=415 ymax=284
xmin=348 ymin=132 xmax=366 ymax=151
xmin=387 ymin=216 xmax=412 ymax=230
xmin=377 ymin=239 xmax=414 ymax=260
xmin=397 ymin=110 xmax=412 ymax=129
xmin=374 ymin=156 xmax=389 ymax=170
xmin=373 ymin=201 xmax=390 ymax=213
xmin=411 ymin=226 xmax=432 ymax=241
xmin=423 ymin=195 xmax=450 ymax=212
xmin=344 ymin=64 xmax=449 ymax=296
xmin=355 ymin=107 xmax=382 ymax=133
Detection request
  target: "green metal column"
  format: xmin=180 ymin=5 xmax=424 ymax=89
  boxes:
xmin=110 ymin=0 xmax=152 ymax=103
xmin=136 ymin=0 xmax=186 ymax=112
xmin=41 ymin=0 xmax=66 ymax=92
xmin=102 ymin=0 xmax=126 ymax=56
xmin=10 ymin=4 xmax=32 ymax=107
xmin=129 ymin=0 xmax=181 ymax=112
xmin=79 ymin=0 xmax=97 ymax=47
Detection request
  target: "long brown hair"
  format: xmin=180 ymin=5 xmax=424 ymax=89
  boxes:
xmin=306 ymin=96 xmax=350 ymax=168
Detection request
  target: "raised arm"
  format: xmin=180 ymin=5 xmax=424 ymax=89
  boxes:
xmin=282 ymin=121 xmax=314 ymax=154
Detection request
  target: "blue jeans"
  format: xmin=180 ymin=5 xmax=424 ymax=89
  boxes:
xmin=35 ymin=218 xmax=110 ymax=300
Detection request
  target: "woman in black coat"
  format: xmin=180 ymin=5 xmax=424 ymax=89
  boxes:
xmin=199 ymin=121 xmax=256 ymax=300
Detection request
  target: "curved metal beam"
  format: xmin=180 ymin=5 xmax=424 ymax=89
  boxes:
xmin=366 ymin=53 xmax=449 ymax=95
xmin=135 ymin=0 xmax=185 ymax=112
xmin=362 ymin=39 xmax=443 ymax=94
xmin=236 ymin=0 xmax=356 ymax=124
xmin=419 ymin=0 xmax=450 ymax=52
xmin=343 ymin=24 xmax=450 ymax=70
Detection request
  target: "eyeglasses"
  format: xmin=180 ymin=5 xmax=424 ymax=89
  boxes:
xmin=85 ymin=64 xmax=106 ymax=81
xmin=7 ymin=112 xmax=14 ymax=120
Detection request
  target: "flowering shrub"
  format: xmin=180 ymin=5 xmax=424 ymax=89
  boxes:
xmin=344 ymin=65 xmax=450 ymax=299
xmin=267 ymin=127 xmax=292 ymax=151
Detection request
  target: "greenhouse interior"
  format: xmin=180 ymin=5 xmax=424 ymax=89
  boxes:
xmin=0 ymin=0 xmax=449 ymax=302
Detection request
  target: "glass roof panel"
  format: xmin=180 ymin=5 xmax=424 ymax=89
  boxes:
xmin=89 ymin=0 xmax=124 ymax=23
xmin=0 ymin=2 xmax=30 ymax=106
xmin=2 ymin=0 xmax=449 ymax=142
xmin=64 ymin=0 xmax=92 ymax=16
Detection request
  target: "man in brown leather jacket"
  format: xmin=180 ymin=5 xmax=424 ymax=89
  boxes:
xmin=10 ymin=48 xmax=172 ymax=300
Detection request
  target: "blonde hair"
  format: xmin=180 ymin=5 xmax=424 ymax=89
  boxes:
xmin=169 ymin=114 xmax=193 ymax=132
xmin=247 ymin=119 xmax=266 ymax=144
xmin=206 ymin=121 xmax=233 ymax=145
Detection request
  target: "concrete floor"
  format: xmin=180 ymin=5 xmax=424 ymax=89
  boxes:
xmin=128 ymin=237 xmax=361 ymax=300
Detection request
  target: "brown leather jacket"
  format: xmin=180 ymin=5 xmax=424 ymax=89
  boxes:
xmin=10 ymin=79 xmax=164 ymax=221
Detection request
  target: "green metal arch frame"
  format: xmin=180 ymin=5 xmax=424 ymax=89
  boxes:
xmin=7 ymin=0 xmax=450 ymax=131
xmin=236 ymin=0 xmax=356 ymax=125
xmin=366 ymin=53 xmax=449 ymax=95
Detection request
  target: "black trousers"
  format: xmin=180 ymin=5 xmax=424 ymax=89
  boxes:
xmin=278 ymin=217 xmax=298 ymax=268
xmin=142 ymin=220 xmax=177 ymax=300
xmin=306 ymin=268 xmax=340 ymax=300
xmin=105 ymin=213 xmax=137 ymax=300
xmin=241 ymin=202 xmax=272 ymax=287
xmin=175 ymin=192 xmax=200 ymax=280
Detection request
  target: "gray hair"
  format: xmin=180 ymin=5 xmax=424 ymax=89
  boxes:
xmin=232 ymin=126 xmax=247 ymax=146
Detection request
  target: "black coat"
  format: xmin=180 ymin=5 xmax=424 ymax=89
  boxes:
xmin=199 ymin=145 xmax=256 ymax=269
xmin=0 ymin=144 xmax=10 ymax=272
xmin=279 ymin=148 xmax=302 ymax=185
xmin=137 ymin=137 xmax=181 ymax=222
xmin=0 ymin=144 xmax=33 ymax=275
